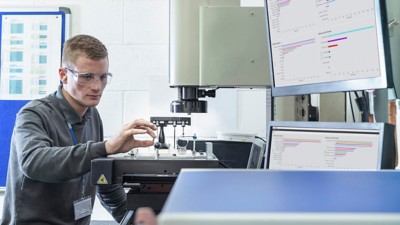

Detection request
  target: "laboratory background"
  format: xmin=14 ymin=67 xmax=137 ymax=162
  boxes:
xmin=0 ymin=0 xmax=268 ymax=222
xmin=0 ymin=0 xmax=400 ymax=224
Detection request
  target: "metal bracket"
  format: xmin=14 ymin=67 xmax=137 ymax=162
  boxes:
xmin=388 ymin=18 xmax=399 ymax=29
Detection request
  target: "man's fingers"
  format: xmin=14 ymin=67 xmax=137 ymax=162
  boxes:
xmin=129 ymin=128 xmax=148 ymax=135
xmin=137 ymin=126 xmax=157 ymax=138
xmin=133 ymin=139 xmax=155 ymax=148
xmin=124 ymin=128 xmax=156 ymax=146
xmin=128 ymin=119 xmax=157 ymax=131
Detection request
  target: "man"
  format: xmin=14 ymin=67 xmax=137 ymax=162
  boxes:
xmin=1 ymin=34 xmax=157 ymax=225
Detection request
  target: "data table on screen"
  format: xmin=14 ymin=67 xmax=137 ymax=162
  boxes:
xmin=265 ymin=0 xmax=391 ymax=96
xmin=269 ymin=127 xmax=380 ymax=170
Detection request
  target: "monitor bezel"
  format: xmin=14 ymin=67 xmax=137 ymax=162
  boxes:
xmin=247 ymin=137 xmax=267 ymax=169
xmin=264 ymin=121 xmax=396 ymax=170
xmin=264 ymin=0 xmax=393 ymax=97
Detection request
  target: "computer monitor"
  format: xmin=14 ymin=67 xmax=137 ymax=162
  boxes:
xmin=264 ymin=0 xmax=393 ymax=96
xmin=247 ymin=137 xmax=267 ymax=169
xmin=265 ymin=121 xmax=396 ymax=170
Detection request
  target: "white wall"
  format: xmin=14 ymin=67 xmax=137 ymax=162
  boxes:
xmin=0 ymin=0 xmax=267 ymax=221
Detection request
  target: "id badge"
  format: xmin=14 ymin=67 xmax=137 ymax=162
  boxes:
xmin=73 ymin=196 xmax=92 ymax=220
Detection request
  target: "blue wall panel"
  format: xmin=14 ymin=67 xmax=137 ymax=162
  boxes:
xmin=0 ymin=100 xmax=28 ymax=187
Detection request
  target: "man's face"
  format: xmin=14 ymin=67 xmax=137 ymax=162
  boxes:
xmin=61 ymin=56 xmax=109 ymax=109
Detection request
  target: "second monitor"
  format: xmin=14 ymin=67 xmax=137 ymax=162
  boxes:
xmin=265 ymin=121 xmax=396 ymax=170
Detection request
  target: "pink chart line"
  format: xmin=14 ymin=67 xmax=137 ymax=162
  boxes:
xmin=277 ymin=0 xmax=290 ymax=7
xmin=281 ymin=39 xmax=315 ymax=53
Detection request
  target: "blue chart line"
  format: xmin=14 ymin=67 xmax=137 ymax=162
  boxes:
xmin=317 ymin=0 xmax=335 ymax=7
xmin=320 ymin=0 xmax=335 ymax=5
xmin=326 ymin=26 xmax=374 ymax=37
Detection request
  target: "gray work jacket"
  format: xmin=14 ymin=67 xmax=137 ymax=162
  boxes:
xmin=1 ymin=85 xmax=126 ymax=225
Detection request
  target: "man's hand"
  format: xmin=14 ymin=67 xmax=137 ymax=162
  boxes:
xmin=134 ymin=207 xmax=157 ymax=225
xmin=105 ymin=119 xmax=157 ymax=155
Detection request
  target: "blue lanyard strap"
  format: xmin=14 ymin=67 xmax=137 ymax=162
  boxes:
xmin=67 ymin=122 xmax=86 ymax=198
xmin=67 ymin=122 xmax=78 ymax=145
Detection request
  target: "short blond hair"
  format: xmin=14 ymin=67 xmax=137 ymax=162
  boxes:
xmin=61 ymin=34 xmax=108 ymax=67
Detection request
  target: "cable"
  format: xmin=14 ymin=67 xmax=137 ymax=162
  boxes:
xmin=219 ymin=161 xmax=231 ymax=168
xmin=362 ymin=90 xmax=369 ymax=113
xmin=353 ymin=90 xmax=369 ymax=122
xmin=393 ymin=87 xmax=398 ymax=99
xmin=348 ymin=92 xmax=356 ymax=122
xmin=254 ymin=136 xmax=266 ymax=143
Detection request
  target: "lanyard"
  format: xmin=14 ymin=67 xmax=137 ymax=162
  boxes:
xmin=67 ymin=122 xmax=86 ymax=198
xmin=67 ymin=123 xmax=78 ymax=145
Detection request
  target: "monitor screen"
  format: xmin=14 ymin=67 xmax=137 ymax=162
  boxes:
xmin=265 ymin=121 xmax=396 ymax=170
xmin=265 ymin=0 xmax=393 ymax=96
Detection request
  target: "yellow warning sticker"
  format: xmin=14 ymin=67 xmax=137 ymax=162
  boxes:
xmin=97 ymin=174 xmax=108 ymax=184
